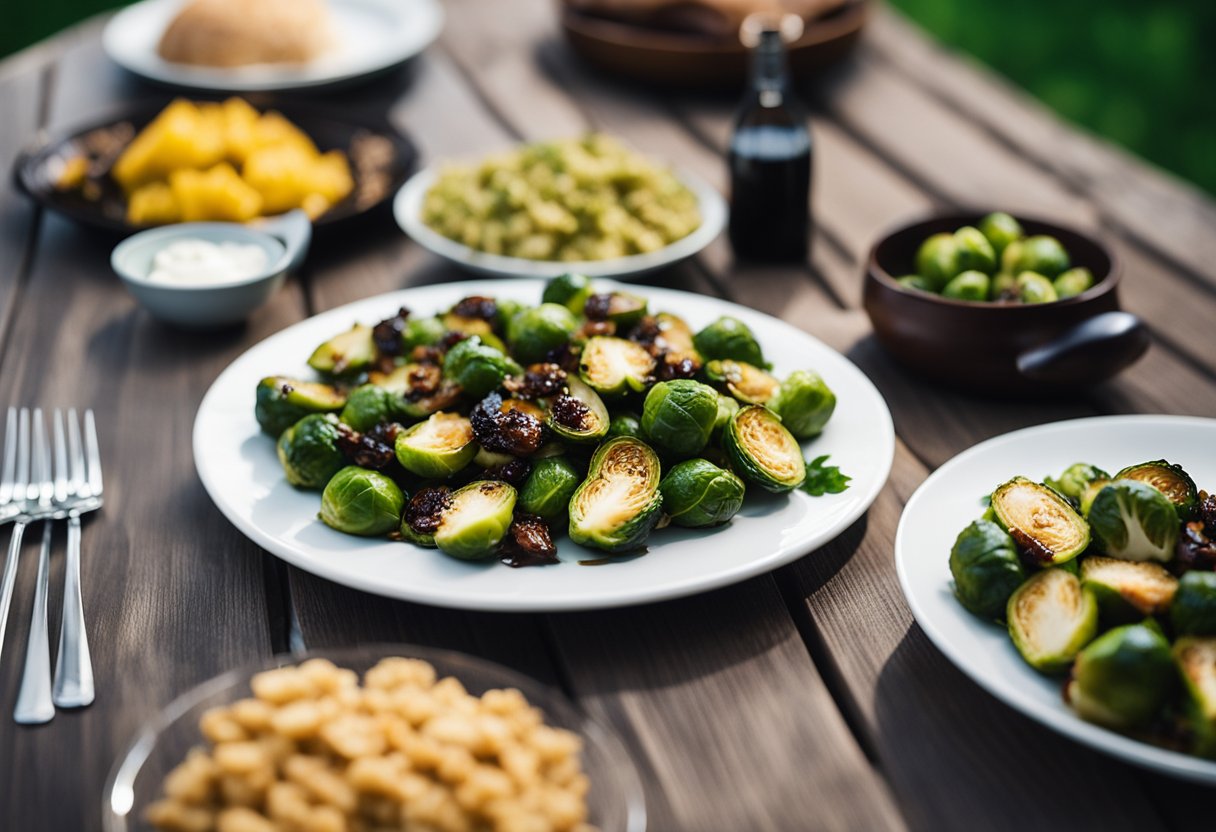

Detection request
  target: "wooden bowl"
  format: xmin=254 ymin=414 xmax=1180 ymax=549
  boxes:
xmin=863 ymin=213 xmax=1149 ymax=395
xmin=559 ymin=1 xmax=868 ymax=89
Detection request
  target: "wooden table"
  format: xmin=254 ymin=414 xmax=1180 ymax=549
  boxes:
xmin=2 ymin=2 xmax=1215 ymax=828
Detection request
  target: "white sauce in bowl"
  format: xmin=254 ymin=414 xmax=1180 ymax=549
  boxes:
xmin=147 ymin=239 xmax=270 ymax=286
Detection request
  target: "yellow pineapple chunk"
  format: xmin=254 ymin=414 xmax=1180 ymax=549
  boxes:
xmin=170 ymin=163 xmax=263 ymax=222
xmin=112 ymin=99 xmax=225 ymax=191
xmin=127 ymin=181 xmax=182 ymax=225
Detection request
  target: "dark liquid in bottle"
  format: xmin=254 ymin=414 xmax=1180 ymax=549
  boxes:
xmin=729 ymin=125 xmax=811 ymax=262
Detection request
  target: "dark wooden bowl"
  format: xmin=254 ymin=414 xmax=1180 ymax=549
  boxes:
xmin=863 ymin=213 xmax=1149 ymax=395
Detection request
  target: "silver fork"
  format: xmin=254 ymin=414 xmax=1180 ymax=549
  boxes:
xmin=0 ymin=408 xmax=32 ymax=667
xmin=14 ymin=409 xmax=54 ymax=724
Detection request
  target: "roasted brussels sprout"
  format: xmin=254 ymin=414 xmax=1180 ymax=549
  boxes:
xmin=1115 ymin=460 xmax=1199 ymax=520
xmin=442 ymin=336 xmax=523 ymax=398
xmin=276 ymin=414 xmax=345 ymax=489
xmin=546 ymin=375 xmax=609 ymax=444
xmin=977 ymin=211 xmax=1023 ymax=257
xmin=319 ymin=466 xmax=404 ymax=536
xmin=1174 ymin=637 xmax=1216 ymax=758
xmin=578 ymin=336 xmax=655 ymax=396
xmin=1080 ymin=477 xmax=1111 ymax=517
xmin=1011 ymin=235 xmax=1070 ymax=278
xmin=518 ymin=456 xmax=582 ymax=521
xmin=704 ymin=360 xmax=779 ymax=405
xmin=659 ymin=458 xmax=746 ymax=528
xmin=949 ymin=520 xmax=1026 ymax=620
xmin=394 ymin=412 xmax=477 ymax=479
xmin=606 ymin=413 xmax=643 ymax=440
xmin=568 ymin=437 xmax=663 ymax=552
xmin=433 ymin=480 xmax=517 ymax=560
xmin=1016 ymin=271 xmax=1058 ymax=304
xmin=942 ymin=270 xmax=990 ymax=301
xmin=642 ymin=380 xmax=720 ymax=458
xmin=915 ymin=232 xmax=960 ymax=291
xmin=1007 ymin=568 xmax=1099 ymax=673
xmin=255 ymin=376 xmax=347 ymax=437
xmin=584 ymin=291 xmax=648 ymax=329
xmin=1044 ymin=462 xmax=1111 ymax=505
xmin=896 ymin=275 xmax=932 ymax=293
xmin=494 ymin=299 xmax=524 ymax=332
xmin=953 ymin=226 xmax=997 ymax=274
xmin=1172 ymin=572 xmax=1216 ymax=637
xmin=400 ymin=485 xmax=450 ymax=548
xmin=308 ymin=323 xmax=376 ymax=376
xmin=402 ymin=316 xmax=447 ymax=350
xmin=769 ymin=370 xmax=836 ymax=440
xmin=652 ymin=313 xmax=699 ymax=360
xmin=1080 ymin=556 xmax=1178 ymax=623
xmin=693 ymin=316 xmax=767 ymax=368
xmin=724 ymin=405 xmax=805 ymax=493
xmin=1066 ymin=622 xmax=1176 ymax=729
xmin=991 ymin=476 xmax=1090 ymax=565
xmin=1053 ymin=267 xmax=1094 ymax=299
xmin=339 ymin=385 xmax=403 ymax=432
xmin=507 ymin=303 xmax=580 ymax=364
xmin=1088 ymin=480 xmax=1178 ymax=562
xmin=542 ymin=273 xmax=593 ymax=314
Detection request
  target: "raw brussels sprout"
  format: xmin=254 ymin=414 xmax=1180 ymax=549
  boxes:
xmin=953 ymin=226 xmax=997 ymax=274
xmin=402 ymin=316 xmax=447 ymax=350
xmin=542 ymin=273 xmax=593 ymax=314
xmin=990 ymin=476 xmax=1090 ymax=565
xmin=942 ymin=270 xmax=990 ymax=301
xmin=546 ymin=375 xmax=609 ymax=444
xmin=1174 ymin=637 xmax=1216 ymax=757
xmin=518 ymin=456 xmax=582 ymax=521
xmin=568 ymin=437 xmax=663 ymax=552
xmin=1088 ymin=480 xmax=1178 ymax=562
xmin=949 ymin=519 xmax=1026 ymax=620
xmin=999 ymin=240 xmax=1023 ymax=275
xmin=606 ymin=413 xmax=643 ymax=440
xmin=255 ymin=376 xmax=346 ymax=437
xmin=1080 ymin=556 xmax=1178 ymax=623
xmin=1012 ymin=235 xmax=1070 ymax=278
xmin=723 ymin=405 xmax=805 ymax=493
xmin=990 ymin=271 xmax=1018 ymax=300
xmin=1007 ymin=568 xmax=1099 ymax=673
xmin=394 ymin=412 xmax=477 ymax=479
xmin=977 ymin=212 xmax=1023 ymax=257
xmin=1016 ymin=271 xmax=1058 ymax=304
xmin=442 ymin=336 xmax=523 ymax=398
xmin=1115 ymin=460 xmax=1199 ymax=520
xmin=914 ymin=232 xmax=960 ymax=291
xmin=767 ymin=370 xmax=836 ymax=440
xmin=1053 ymin=267 xmax=1094 ymax=299
xmin=1044 ymin=462 xmax=1111 ymax=505
xmin=308 ymin=324 xmax=376 ymax=376
xmin=693 ymin=316 xmax=767 ymax=368
xmin=896 ymin=275 xmax=932 ymax=293
xmin=586 ymin=291 xmax=648 ymax=328
xmin=1066 ymin=622 xmax=1176 ymax=729
xmin=319 ymin=466 xmax=405 ymax=537
xmin=704 ymin=360 xmax=779 ymax=405
xmin=434 ymin=480 xmax=517 ymax=560
xmin=339 ymin=385 xmax=403 ymax=432
xmin=276 ymin=414 xmax=345 ymax=489
xmin=659 ymin=458 xmax=746 ymax=528
xmin=507 ymin=303 xmax=579 ymax=364
xmin=1172 ymin=572 xmax=1216 ymax=637
xmin=578 ymin=336 xmax=655 ymax=396
xmin=641 ymin=380 xmax=720 ymax=458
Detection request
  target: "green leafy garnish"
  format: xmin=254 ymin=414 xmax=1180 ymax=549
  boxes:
xmin=800 ymin=455 xmax=851 ymax=496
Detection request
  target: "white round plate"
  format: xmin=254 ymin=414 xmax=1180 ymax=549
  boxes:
xmin=103 ymin=0 xmax=443 ymax=92
xmin=393 ymin=167 xmax=727 ymax=280
xmin=195 ymin=279 xmax=893 ymax=612
xmin=896 ymin=414 xmax=1216 ymax=784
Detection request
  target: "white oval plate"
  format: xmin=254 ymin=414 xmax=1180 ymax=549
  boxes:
xmin=896 ymin=414 xmax=1216 ymax=784
xmin=195 ymin=279 xmax=893 ymax=612
xmin=393 ymin=167 xmax=727 ymax=280
xmin=103 ymin=0 xmax=443 ymax=92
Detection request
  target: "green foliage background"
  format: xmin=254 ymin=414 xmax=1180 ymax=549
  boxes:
xmin=3 ymin=1 xmax=1214 ymax=195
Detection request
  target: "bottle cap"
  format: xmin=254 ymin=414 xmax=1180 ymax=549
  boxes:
xmin=739 ymin=11 xmax=804 ymax=47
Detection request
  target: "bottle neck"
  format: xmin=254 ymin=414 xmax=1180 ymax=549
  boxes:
xmin=750 ymin=31 xmax=789 ymax=98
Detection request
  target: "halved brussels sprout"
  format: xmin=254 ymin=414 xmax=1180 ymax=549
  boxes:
xmin=400 ymin=485 xmax=450 ymax=548
xmin=1053 ymin=267 xmax=1094 ymax=299
xmin=442 ymin=336 xmax=523 ymax=398
xmin=578 ymin=336 xmax=655 ymax=396
xmin=914 ymin=232 xmax=960 ymax=291
xmin=692 ymin=316 xmax=767 ymax=368
xmin=1044 ymin=462 xmax=1111 ymax=506
xmin=1174 ymin=637 xmax=1216 ymax=758
xmin=394 ymin=412 xmax=477 ymax=479
xmin=584 ymin=291 xmax=648 ymax=329
xmin=276 ymin=414 xmax=345 ymax=489
xmin=546 ymin=375 xmax=609 ymax=444
xmin=659 ymin=458 xmax=746 ymax=528
xmin=518 ymin=457 xmax=582 ymax=521
xmin=1080 ymin=556 xmax=1178 ymax=623
xmin=1066 ymin=623 xmax=1175 ymax=729
xmin=308 ymin=324 xmax=376 ymax=376
xmin=990 ymin=476 xmax=1090 ymax=565
xmin=255 ymin=376 xmax=347 ymax=437
xmin=723 ymin=405 xmax=805 ymax=493
xmin=896 ymin=275 xmax=932 ymax=293
xmin=768 ymin=370 xmax=836 ymax=440
xmin=1172 ymin=572 xmax=1216 ymax=637
xmin=367 ymin=364 xmax=413 ymax=395
xmin=704 ymin=360 xmax=779 ymax=405
xmin=1088 ymin=480 xmax=1178 ymax=562
xmin=568 ymin=437 xmax=663 ymax=552
xmin=711 ymin=393 xmax=739 ymax=440
xmin=319 ymin=466 xmax=404 ymax=537
xmin=1080 ymin=477 xmax=1111 ymax=517
xmin=1115 ymin=460 xmax=1199 ymax=520
xmin=954 ymin=226 xmax=997 ymax=274
xmin=434 ymin=480 xmax=517 ymax=560
xmin=474 ymin=446 xmax=515 ymax=470
xmin=1016 ymin=271 xmax=1058 ymax=304
xmin=653 ymin=313 xmax=698 ymax=360
xmin=542 ymin=273 xmax=593 ymax=315
xmin=641 ymin=380 xmax=720 ymax=458
xmin=977 ymin=212 xmax=1023 ymax=257
xmin=942 ymin=270 xmax=990 ymax=301
xmin=1007 ymin=568 xmax=1099 ymax=673
xmin=339 ymin=385 xmax=404 ymax=432
xmin=607 ymin=413 xmax=643 ymax=440
xmin=402 ymin=316 xmax=446 ymax=351
xmin=1012 ymin=235 xmax=1070 ymax=278
xmin=949 ymin=519 xmax=1026 ymax=621
xmin=507 ymin=303 xmax=580 ymax=364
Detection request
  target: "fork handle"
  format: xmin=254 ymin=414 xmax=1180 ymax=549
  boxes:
xmin=0 ymin=520 xmax=27 ymax=667
xmin=14 ymin=519 xmax=54 ymax=724
xmin=53 ymin=512 xmax=93 ymax=708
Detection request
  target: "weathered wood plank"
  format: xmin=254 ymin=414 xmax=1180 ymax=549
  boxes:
xmin=0 ymin=66 xmax=42 ymax=373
